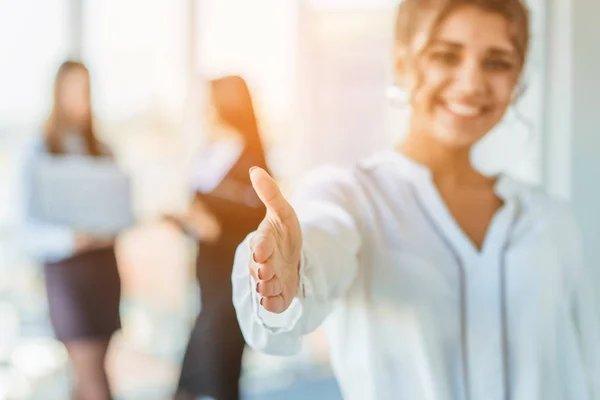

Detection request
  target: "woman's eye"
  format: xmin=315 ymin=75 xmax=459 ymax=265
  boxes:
xmin=429 ymin=51 xmax=460 ymax=66
xmin=484 ymin=59 xmax=515 ymax=72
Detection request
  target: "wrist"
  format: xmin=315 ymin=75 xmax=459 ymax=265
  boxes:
xmin=295 ymin=250 xmax=305 ymax=299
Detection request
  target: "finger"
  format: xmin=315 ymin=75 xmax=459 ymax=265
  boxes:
xmin=256 ymin=277 xmax=282 ymax=297
xmin=249 ymin=263 xmax=259 ymax=281
xmin=249 ymin=232 xmax=275 ymax=264
xmin=249 ymin=167 xmax=292 ymax=219
xmin=248 ymin=255 xmax=260 ymax=281
xmin=256 ymin=261 xmax=275 ymax=281
xmin=248 ymin=257 xmax=275 ymax=282
xmin=260 ymin=295 xmax=286 ymax=314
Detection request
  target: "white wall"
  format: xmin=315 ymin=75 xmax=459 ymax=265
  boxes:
xmin=298 ymin=7 xmax=395 ymax=169
xmin=541 ymin=0 xmax=600 ymax=312
xmin=541 ymin=0 xmax=572 ymax=200
xmin=568 ymin=0 xmax=600 ymax=304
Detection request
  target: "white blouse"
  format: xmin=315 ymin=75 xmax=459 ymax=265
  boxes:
xmin=190 ymin=136 xmax=244 ymax=194
xmin=232 ymin=150 xmax=600 ymax=400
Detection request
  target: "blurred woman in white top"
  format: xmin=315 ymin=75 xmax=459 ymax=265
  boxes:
xmin=231 ymin=0 xmax=600 ymax=399
xmin=21 ymin=61 xmax=119 ymax=400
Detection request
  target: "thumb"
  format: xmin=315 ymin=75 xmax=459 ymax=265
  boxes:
xmin=249 ymin=167 xmax=291 ymax=219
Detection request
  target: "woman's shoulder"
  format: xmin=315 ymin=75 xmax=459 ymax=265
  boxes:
xmin=296 ymin=163 xmax=363 ymax=194
xmin=293 ymin=151 xmax=418 ymax=202
xmin=502 ymin=175 xmax=577 ymax=233
xmin=504 ymin=177 xmax=585 ymax=287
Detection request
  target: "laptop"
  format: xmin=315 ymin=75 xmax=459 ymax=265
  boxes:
xmin=29 ymin=154 xmax=135 ymax=235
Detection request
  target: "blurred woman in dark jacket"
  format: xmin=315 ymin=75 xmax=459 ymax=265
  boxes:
xmin=171 ymin=76 xmax=269 ymax=400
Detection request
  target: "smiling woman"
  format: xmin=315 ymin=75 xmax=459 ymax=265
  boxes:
xmin=394 ymin=0 xmax=528 ymax=150
xmin=231 ymin=0 xmax=600 ymax=399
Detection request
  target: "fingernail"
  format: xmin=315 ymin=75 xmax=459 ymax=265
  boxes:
xmin=260 ymin=297 xmax=264 ymax=306
xmin=257 ymin=267 xmax=262 ymax=280
xmin=256 ymin=282 xmax=261 ymax=293
xmin=249 ymin=166 xmax=258 ymax=175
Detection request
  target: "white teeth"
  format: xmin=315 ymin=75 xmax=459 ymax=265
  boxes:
xmin=446 ymin=102 xmax=481 ymax=117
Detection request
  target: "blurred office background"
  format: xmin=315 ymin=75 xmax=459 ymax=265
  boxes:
xmin=0 ymin=0 xmax=599 ymax=398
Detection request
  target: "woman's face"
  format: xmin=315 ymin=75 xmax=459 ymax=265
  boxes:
xmin=58 ymin=68 xmax=91 ymax=124
xmin=397 ymin=6 xmax=523 ymax=149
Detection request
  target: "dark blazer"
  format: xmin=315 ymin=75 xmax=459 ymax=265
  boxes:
xmin=194 ymin=146 xmax=267 ymax=294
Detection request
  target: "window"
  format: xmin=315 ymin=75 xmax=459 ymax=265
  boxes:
xmin=82 ymin=0 xmax=190 ymax=217
xmin=0 ymin=0 xmax=69 ymax=132
xmin=0 ymin=0 xmax=69 ymax=227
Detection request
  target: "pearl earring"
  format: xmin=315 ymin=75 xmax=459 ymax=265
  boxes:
xmin=386 ymin=83 xmax=409 ymax=106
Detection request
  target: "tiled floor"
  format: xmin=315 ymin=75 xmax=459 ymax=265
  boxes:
xmin=4 ymin=333 xmax=342 ymax=400
xmin=3 ymin=329 xmax=343 ymax=399
xmin=1 ymin=222 xmax=342 ymax=400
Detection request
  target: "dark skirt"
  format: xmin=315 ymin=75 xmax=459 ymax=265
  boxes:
xmin=44 ymin=246 xmax=121 ymax=342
